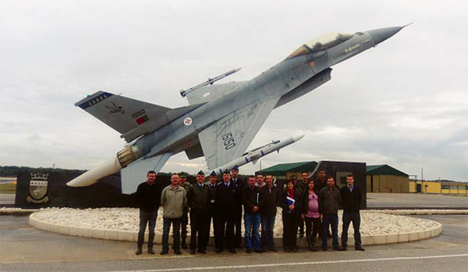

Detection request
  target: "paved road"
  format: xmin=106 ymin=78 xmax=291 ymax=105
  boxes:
xmin=367 ymin=193 xmax=468 ymax=208
xmin=0 ymin=194 xmax=15 ymax=205
xmin=1 ymin=215 xmax=467 ymax=272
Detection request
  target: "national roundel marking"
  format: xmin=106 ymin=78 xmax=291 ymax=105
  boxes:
xmin=184 ymin=117 xmax=193 ymax=126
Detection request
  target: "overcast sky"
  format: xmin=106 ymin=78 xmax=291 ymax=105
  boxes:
xmin=1 ymin=0 xmax=467 ymax=182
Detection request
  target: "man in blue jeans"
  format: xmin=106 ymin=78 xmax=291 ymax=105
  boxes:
xmin=135 ymin=171 xmax=162 ymax=255
xmin=242 ymin=176 xmax=262 ymax=253
xmin=318 ymin=176 xmax=342 ymax=251
xmin=259 ymin=175 xmax=280 ymax=252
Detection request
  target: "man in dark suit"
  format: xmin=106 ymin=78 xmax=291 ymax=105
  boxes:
xmin=259 ymin=175 xmax=280 ymax=252
xmin=215 ymin=170 xmax=238 ymax=253
xmin=230 ymin=165 xmax=245 ymax=249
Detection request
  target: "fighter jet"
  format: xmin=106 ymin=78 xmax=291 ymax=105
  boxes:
xmin=68 ymin=25 xmax=407 ymax=194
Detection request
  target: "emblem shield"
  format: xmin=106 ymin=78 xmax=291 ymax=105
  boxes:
xmin=27 ymin=172 xmax=49 ymax=203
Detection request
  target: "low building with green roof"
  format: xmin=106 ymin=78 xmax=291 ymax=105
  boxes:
xmin=366 ymin=164 xmax=410 ymax=193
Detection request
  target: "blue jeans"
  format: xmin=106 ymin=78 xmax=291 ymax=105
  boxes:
xmin=321 ymin=213 xmax=338 ymax=247
xmin=244 ymin=213 xmax=261 ymax=250
xmin=261 ymin=215 xmax=276 ymax=249
xmin=137 ymin=210 xmax=157 ymax=249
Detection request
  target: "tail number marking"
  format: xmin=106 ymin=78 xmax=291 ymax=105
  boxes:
xmin=222 ymin=132 xmax=236 ymax=150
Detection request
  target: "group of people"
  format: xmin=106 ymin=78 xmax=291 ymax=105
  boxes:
xmin=135 ymin=167 xmax=364 ymax=255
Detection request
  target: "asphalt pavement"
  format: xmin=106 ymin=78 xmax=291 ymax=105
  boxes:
xmin=0 ymin=214 xmax=467 ymax=272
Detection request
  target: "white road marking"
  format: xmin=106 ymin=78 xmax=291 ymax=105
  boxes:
xmin=110 ymin=253 xmax=468 ymax=272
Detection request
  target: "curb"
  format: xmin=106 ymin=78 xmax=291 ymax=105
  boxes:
xmin=29 ymin=212 xmax=443 ymax=246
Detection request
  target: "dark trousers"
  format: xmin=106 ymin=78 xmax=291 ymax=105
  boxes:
xmin=208 ymin=210 xmax=216 ymax=248
xmin=282 ymin=211 xmax=298 ymax=250
xmin=321 ymin=213 xmax=339 ymax=247
xmin=304 ymin=217 xmax=321 ymax=247
xmin=261 ymin=215 xmax=276 ymax=249
xmin=298 ymin=215 xmax=305 ymax=236
xmin=162 ymin=217 xmax=181 ymax=251
xmin=181 ymin=211 xmax=188 ymax=246
xmin=234 ymin=206 xmax=242 ymax=247
xmin=137 ymin=210 xmax=157 ymax=249
xmin=342 ymin=212 xmax=362 ymax=248
xmin=214 ymin=209 xmax=235 ymax=250
xmin=190 ymin=210 xmax=210 ymax=251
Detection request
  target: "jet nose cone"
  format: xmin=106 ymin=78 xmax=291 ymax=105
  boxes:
xmin=367 ymin=26 xmax=406 ymax=45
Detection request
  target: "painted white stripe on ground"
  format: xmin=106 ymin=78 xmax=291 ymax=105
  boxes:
xmin=109 ymin=253 xmax=468 ymax=272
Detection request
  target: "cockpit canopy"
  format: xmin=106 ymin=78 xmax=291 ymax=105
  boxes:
xmin=286 ymin=32 xmax=353 ymax=59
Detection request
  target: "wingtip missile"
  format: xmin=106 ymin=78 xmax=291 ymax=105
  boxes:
xmin=180 ymin=68 xmax=242 ymax=97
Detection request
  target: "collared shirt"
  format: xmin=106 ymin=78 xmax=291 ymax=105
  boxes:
xmin=348 ymin=184 xmax=354 ymax=192
xmin=198 ymin=183 xmax=204 ymax=188
xmin=224 ymin=182 xmax=230 ymax=187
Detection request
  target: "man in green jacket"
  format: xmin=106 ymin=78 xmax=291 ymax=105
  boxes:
xmin=160 ymin=173 xmax=188 ymax=255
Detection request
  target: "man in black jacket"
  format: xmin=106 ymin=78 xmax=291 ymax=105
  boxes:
xmin=135 ymin=171 xmax=162 ymax=255
xmin=215 ymin=170 xmax=238 ymax=253
xmin=340 ymin=174 xmax=365 ymax=251
xmin=259 ymin=175 xmax=280 ymax=252
xmin=231 ymin=165 xmax=245 ymax=249
xmin=187 ymin=171 xmax=211 ymax=254
xmin=242 ymin=176 xmax=261 ymax=253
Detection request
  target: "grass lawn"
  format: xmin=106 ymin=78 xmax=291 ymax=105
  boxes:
xmin=0 ymin=183 xmax=16 ymax=194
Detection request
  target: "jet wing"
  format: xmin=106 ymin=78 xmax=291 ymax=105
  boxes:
xmin=186 ymin=82 xmax=246 ymax=105
xmin=198 ymin=97 xmax=280 ymax=171
xmin=120 ymin=153 xmax=171 ymax=194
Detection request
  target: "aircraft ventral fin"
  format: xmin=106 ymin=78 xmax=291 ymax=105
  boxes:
xmin=121 ymin=153 xmax=172 ymax=194
xmin=198 ymin=97 xmax=280 ymax=170
xmin=185 ymin=82 xmax=246 ymax=105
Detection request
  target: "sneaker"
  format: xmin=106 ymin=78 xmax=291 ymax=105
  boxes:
xmin=135 ymin=249 xmax=142 ymax=255
xmin=160 ymin=250 xmax=168 ymax=255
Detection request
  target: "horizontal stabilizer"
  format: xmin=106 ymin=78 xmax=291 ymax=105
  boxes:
xmin=75 ymin=91 xmax=202 ymax=142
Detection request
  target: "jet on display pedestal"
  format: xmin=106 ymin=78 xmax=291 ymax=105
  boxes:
xmin=67 ymin=26 xmax=407 ymax=194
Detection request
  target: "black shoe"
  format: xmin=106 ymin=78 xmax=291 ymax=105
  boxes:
xmin=268 ymin=247 xmax=278 ymax=252
xmin=322 ymin=246 xmax=327 ymax=251
xmin=342 ymin=246 xmax=347 ymax=251
xmin=160 ymin=250 xmax=168 ymax=255
xmin=246 ymin=249 xmax=252 ymax=253
xmin=254 ymin=249 xmax=262 ymax=253
xmin=135 ymin=249 xmax=142 ymax=255
xmin=299 ymin=233 xmax=304 ymax=238
xmin=310 ymin=246 xmax=317 ymax=252
xmin=198 ymin=249 xmax=207 ymax=254
xmin=260 ymin=247 xmax=267 ymax=253
xmin=182 ymin=244 xmax=188 ymax=249
xmin=229 ymin=248 xmax=237 ymax=254
xmin=292 ymin=248 xmax=298 ymax=253
xmin=190 ymin=249 xmax=196 ymax=254
xmin=355 ymin=246 xmax=365 ymax=251
xmin=236 ymin=244 xmax=242 ymax=249
xmin=333 ymin=246 xmax=342 ymax=251
xmin=216 ymin=248 xmax=223 ymax=253
xmin=284 ymin=248 xmax=291 ymax=252
xmin=148 ymin=248 xmax=155 ymax=254
xmin=174 ymin=250 xmax=182 ymax=255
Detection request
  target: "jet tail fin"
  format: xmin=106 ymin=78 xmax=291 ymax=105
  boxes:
xmin=75 ymin=91 xmax=201 ymax=142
